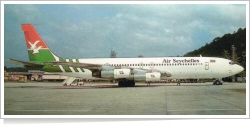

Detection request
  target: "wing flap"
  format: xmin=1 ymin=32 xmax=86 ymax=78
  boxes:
xmin=132 ymin=68 xmax=172 ymax=77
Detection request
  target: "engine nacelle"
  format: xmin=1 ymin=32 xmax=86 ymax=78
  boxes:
xmin=101 ymin=70 xmax=114 ymax=78
xmin=101 ymin=69 xmax=131 ymax=79
xmin=100 ymin=66 xmax=115 ymax=78
xmin=114 ymin=69 xmax=131 ymax=79
xmin=146 ymin=72 xmax=161 ymax=82
xmin=133 ymin=73 xmax=146 ymax=81
xmin=101 ymin=68 xmax=161 ymax=82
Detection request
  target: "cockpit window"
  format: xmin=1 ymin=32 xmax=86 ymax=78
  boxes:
xmin=229 ymin=61 xmax=235 ymax=65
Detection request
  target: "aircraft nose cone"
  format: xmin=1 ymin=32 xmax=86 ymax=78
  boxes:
xmin=235 ymin=65 xmax=244 ymax=74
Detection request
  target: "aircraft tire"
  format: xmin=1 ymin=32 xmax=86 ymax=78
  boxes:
xmin=118 ymin=81 xmax=135 ymax=87
xmin=213 ymin=80 xmax=221 ymax=85
xmin=118 ymin=81 xmax=125 ymax=87
xmin=118 ymin=81 xmax=122 ymax=87
xmin=128 ymin=81 xmax=135 ymax=87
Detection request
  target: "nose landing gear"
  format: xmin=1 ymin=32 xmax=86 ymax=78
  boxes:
xmin=213 ymin=79 xmax=223 ymax=85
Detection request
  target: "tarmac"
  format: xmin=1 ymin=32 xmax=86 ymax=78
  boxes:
xmin=3 ymin=81 xmax=247 ymax=117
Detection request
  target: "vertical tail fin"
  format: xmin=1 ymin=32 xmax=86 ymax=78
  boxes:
xmin=21 ymin=24 xmax=60 ymax=62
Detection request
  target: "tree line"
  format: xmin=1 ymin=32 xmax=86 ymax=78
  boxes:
xmin=184 ymin=28 xmax=246 ymax=69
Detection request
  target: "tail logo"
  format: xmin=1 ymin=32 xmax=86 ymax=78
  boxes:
xmin=28 ymin=40 xmax=43 ymax=54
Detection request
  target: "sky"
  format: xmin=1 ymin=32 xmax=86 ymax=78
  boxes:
xmin=3 ymin=2 xmax=247 ymax=67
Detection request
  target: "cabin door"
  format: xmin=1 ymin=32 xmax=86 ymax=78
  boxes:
xmin=205 ymin=62 xmax=209 ymax=70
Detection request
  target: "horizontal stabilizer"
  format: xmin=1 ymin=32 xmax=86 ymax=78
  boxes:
xmin=5 ymin=59 xmax=45 ymax=67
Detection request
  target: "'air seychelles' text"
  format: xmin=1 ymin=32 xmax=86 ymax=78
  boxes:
xmin=162 ymin=59 xmax=200 ymax=64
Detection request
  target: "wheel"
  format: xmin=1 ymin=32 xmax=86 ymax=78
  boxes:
xmin=128 ymin=81 xmax=135 ymax=87
xmin=118 ymin=81 xmax=135 ymax=87
xmin=213 ymin=80 xmax=221 ymax=85
xmin=118 ymin=81 xmax=124 ymax=87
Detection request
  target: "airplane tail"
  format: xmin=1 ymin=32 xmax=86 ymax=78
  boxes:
xmin=21 ymin=24 xmax=61 ymax=62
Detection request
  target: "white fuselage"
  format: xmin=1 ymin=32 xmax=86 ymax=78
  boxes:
xmin=65 ymin=57 xmax=243 ymax=80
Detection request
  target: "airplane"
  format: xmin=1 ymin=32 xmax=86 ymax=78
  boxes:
xmin=5 ymin=24 xmax=244 ymax=87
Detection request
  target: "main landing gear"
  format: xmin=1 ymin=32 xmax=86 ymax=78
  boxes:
xmin=177 ymin=82 xmax=181 ymax=86
xmin=213 ymin=79 xmax=223 ymax=85
xmin=118 ymin=80 xmax=135 ymax=87
xmin=147 ymin=82 xmax=151 ymax=86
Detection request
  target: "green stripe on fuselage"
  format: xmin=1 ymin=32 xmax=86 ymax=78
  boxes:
xmin=62 ymin=64 xmax=72 ymax=72
xmin=76 ymin=59 xmax=85 ymax=72
xmin=69 ymin=59 xmax=79 ymax=72
xmin=42 ymin=64 xmax=63 ymax=72
xmin=42 ymin=61 xmax=72 ymax=72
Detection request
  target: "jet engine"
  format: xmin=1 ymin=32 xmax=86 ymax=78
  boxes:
xmin=114 ymin=69 xmax=131 ymax=79
xmin=133 ymin=71 xmax=161 ymax=82
xmin=100 ymin=67 xmax=161 ymax=82
xmin=101 ymin=70 xmax=114 ymax=78
xmin=145 ymin=72 xmax=161 ymax=82
xmin=101 ymin=69 xmax=131 ymax=79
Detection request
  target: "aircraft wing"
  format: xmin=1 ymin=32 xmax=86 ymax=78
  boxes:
xmin=5 ymin=59 xmax=45 ymax=67
xmin=46 ymin=61 xmax=172 ymax=77
xmin=46 ymin=61 xmax=142 ymax=71
xmin=132 ymin=68 xmax=172 ymax=77
xmin=45 ymin=61 xmax=103 ymax=70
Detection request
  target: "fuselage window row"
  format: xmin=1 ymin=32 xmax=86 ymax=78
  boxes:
xmin=105 ymin=63 xmax=203 ymax=66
